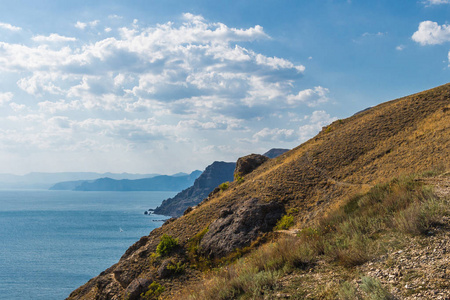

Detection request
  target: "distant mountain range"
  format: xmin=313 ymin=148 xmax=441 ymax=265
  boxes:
xmin=0 ymin=172 xmax=161 ymax=190
xmin=50 ymin=171 xmax=202 ymax=191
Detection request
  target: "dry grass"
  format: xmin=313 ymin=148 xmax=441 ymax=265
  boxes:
xmin=179 ymin=172 xmax=449 ymax=299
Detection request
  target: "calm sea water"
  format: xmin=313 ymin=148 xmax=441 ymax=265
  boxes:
xmin=0 ymin=190 xmax=176 ymax=300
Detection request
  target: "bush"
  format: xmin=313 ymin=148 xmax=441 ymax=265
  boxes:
xmin=141 ymin=282 xmax=165 ymax=300
xmin=219 ymin=182 xmax=229 ymax=191
xmin=167 ymin=261 xmax=185 ymax=275
xmin=360 ymin=276 xmax=394 ymax=300
xmin=156 ymin=234 xmax=178 ymax=256
xmin=274 ymin=215 xmax=294 ymax=230
xmin=234 ymin=172 xmax=244 ymax=184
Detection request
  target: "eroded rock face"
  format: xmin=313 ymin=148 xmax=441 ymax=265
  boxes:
xmin=154 ymin=161 xmax=236 ymax=217
xmin=200 ymin=198 xmax=284 ymax=257
xmin=234 ymin=154 xmax=269 ymax=177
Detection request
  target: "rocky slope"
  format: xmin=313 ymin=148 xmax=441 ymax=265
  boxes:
xmin=67 ymin=83 xmax=450 ymax=300
xmin=153 ymin=161 xmax=236 ymax=217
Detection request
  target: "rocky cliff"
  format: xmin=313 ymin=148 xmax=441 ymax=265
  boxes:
xmin=68 ymin=83 xmax=450 ymax=300
xmin=153 ymin=161 xmax=236 ymax=217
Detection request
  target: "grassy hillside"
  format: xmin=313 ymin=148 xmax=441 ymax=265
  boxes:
xmin=68 ymin=83 xmax=449 ymax=300
xmin=181 ymin=172 xmax=449 ymax=299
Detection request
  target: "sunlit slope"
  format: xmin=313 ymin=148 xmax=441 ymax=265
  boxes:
xmin=68 ymin=83 xmax=449 ymax=299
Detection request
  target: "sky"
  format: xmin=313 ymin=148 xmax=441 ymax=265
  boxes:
xmin=0 ymin=0 xmax=449 ymax=175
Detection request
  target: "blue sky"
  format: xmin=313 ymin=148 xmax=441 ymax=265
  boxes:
xmin=0 ymin=0 xmax=449 ymax=174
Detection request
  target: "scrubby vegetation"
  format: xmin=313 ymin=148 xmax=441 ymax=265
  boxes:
xmin=156 ymin=234 xmax=179 ymax=256
xmin=234 ymin=172 xmax=244 ymax=184
xmin=184 ymin=172 xmax=449 ymax=299
xmin=141 ymin=282 xmax=165 ymax=300
xmin=218 ymin=181 xmax=229 ymax=191
xmin=274 ymin=214 xmax=294 ymax=230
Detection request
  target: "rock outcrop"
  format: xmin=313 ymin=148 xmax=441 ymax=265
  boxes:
xmin=234 ymin=154 xmax=269 ymax=178
xmin=200 ymin=198 xmax=284 ymax=257
xmin=153 ymin=161 xmax=235 ymax=217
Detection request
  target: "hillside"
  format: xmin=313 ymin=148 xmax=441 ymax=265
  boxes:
xmin=63 ymin=171 xmax=202 ymax=191
xmin=262 ymin=148 xmax=289 ymax=158
xmin=67 ymin=83 xmax=450 ymax=300
xmin=153 ymin=161 xmax=236 ymax=217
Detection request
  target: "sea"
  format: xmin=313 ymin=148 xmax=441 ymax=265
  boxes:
xmin=0 ymin=190 xmax=176 ymax=300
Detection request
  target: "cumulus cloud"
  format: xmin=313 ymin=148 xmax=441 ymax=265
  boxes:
xmin=0 ymin=13 xmax=334 ymax=172
xmin=286 ymin=86 xmax=329 ymax=107
xmin=253 ymin=128 xmax=296 ymax=142
xmin=0 ymin=22 xmax=21 ymax=31
xmin=32 ymin=34 xmax=77 ymax=42
xmin=422 ymin=0 xmax=450 ymax=5
xmin=0 ymin=92 xmax=13 ymax=106
xmin=75 ymin=20 xmax=99 ymax=30
xmin=412 ymin=21 xmax=450 ymax=45
xmin=298 ymin=110 xmax=337 ymax=141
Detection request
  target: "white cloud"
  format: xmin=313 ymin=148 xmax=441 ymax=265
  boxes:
xmin=32 ymin=34 xmax=77 ymax=42
xmin=412 ymin=21 xmax=450 ymax=45
xmin=0 ymin=92 xmax=13 ymax=106
xmin=396 ymin=45 xmax=405 ymax=51
xmin=362 ymin=32 xmax=386 ymax=37
xmin=75 ymin=20 xmax=99 ymax=30
xmin=75 ymin=21 xmax=87 ymax=30
xmin=286 ymin=86 xmax=329 ymax=107
xmin=0 ymin=22 xmax=21 ymax=31
xmin=299 ymin=110 xmax=337 ymax=141
xmin=9 ymin=102 xmax=27 ymax=112
xmin=0 ymin=13 xmax=332 ymax=173
xmin=108 ymin=14 xmax=123 ymax=19
xmin=423 ymin=0 xmax=450 ymax=5
xmin=253 ymin=128 xmax=296 ymax=142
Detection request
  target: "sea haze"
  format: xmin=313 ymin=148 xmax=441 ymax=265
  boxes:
xmin=0 ymin=190 xmax=175 ymax=300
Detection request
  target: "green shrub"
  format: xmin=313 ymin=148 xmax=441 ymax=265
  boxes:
xmin=219 ymin=181 xmax=229 ymax=191
xmin=360 ymin=276 xmax=394 ymax=300
xmin=167 ymin=261 xmax=185 ymax=275
xmin=156 ymin=234 xmax=178 ymax=256
xmin=274 ymin=215 xmax=294 ymax=230
xmin=234 ymin=172 xmax=244 ymax=184
xmin=141 ymin=282 xmax=165 ymax=300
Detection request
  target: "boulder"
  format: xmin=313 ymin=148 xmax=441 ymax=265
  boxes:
xmin=234 ymin=154 xmax=269 ymax=177
xmin=123 ymin=277 xmax=153 ymax=300
xmin=157 ymin=259 xmax=173 ymax=279
xmin=199 ymin=198 xmax=284 ymax=257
